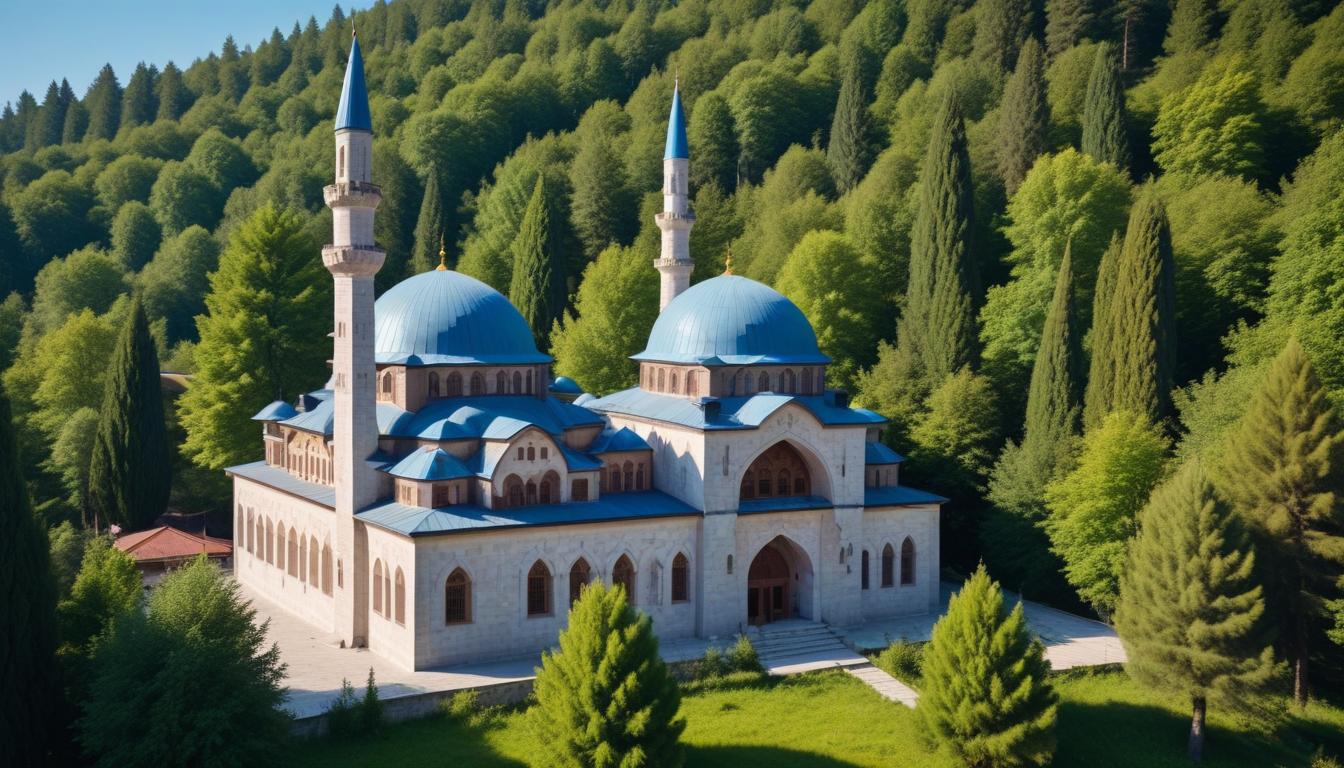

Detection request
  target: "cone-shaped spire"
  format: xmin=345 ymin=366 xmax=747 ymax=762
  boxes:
xmin=664 ymin=82 xmax=688 ymax=160
xmin=335 ymin=32 xmax=372 ymax=132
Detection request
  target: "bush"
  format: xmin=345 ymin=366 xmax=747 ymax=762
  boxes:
xmin=326 ymin=678 xmax=360 ymax=738
xmin=442 ymin=689 xmax=479 ymax=721
xmin=360 ymin=668 xmax=383 ymax=736
xmin=875 ymin=640 xmax=924 ymax=686
xmin=728 ymin=634 xmax=762 ymax=673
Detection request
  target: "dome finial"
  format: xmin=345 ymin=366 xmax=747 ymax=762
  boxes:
xmin=436 ymin=233 xmax=447 ymax=271
xmin=723 ymin=246 xmax=733 ymax=275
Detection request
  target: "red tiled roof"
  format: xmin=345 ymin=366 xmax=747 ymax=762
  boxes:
xmin=115 ymin=526 xmax=232 ymax=563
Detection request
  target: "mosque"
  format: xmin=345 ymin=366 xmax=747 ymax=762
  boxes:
xmin=228 ymin=35 xmax=943 ymax=670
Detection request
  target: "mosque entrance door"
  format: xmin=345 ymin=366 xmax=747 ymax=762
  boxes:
xmin=746 ymin=543 xmax=791 ymax=625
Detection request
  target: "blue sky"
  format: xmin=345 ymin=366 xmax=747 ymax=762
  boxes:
xmin=0 ymin=0 xmax=372 ymax=106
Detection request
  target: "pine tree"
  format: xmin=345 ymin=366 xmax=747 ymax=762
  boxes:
xmin=27 ymin=81 xmax=65 ymax=149
xmin=0 ymin=382 xmax=57 ymax=768
xmin=1164 ymin=0 xmax=1216 ymax=56
xmin=570 ymin=131 xmax=636 ymax=263
xmin=61 ymin=99 xmax=87 ymax=145
xmin=974 ymin=0 xmax=1035 ymax=76
xmin=827 ymin=63 xmax=874 ymax=194
xmin=688 ymin=92 xmax=738 ymax=193
xmin=918 ymin=565 xmax=1057 ymax=767
xmin=120 ymin=63 xmax=157 ymax=130
xmin=1217 ymin=340 xmax=1344 ymax=706
xmin=1081 ymin=43 xmax=1130 ymax=171
xmin=83 ymin=64 xmax=122 ymax=141
xmin=1116 ymin=461 xmax=1279 ymax=762
xmin=996 ymin=38 xmax=1051 ymax=196
xmin=1045 ymin=0 xmax=1097 ymax=58
xmin=410 ymin=165 xmax=445 ymax=276
xmin=1083 ymin=233 xmax=1121 ymax=430
xmin=510 ymin=178 xmax=559 ymax=351
xmin=88 ymin=298 xmax=171 ymax=531
xmin=155 ymin=62 xmax=190 ymax=121
xmin=1104 ymin=190 xmax=1176 ymax=425
xmin=530 ymin=580 xmax=685 ymax=767
xmin=895 ymin=91 xmax=979 ymax=400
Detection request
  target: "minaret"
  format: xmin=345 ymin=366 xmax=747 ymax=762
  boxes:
xmin=654 ymin=82 xmax=694 ymax=310
xmin=323 ymin=31 xmax=382 ymax=649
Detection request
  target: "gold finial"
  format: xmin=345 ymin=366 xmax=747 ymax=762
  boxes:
xmin=723 ymin=247 xmax=733 ymax=275
xmin=436 ymin=234 xmax=447 ymax=271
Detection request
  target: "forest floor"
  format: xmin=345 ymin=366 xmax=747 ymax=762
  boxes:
xmin=283 ymin=669 xmax=1344 ymax=767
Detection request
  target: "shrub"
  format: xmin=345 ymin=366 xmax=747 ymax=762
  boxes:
xmin=728 ymin=635 xmax=762 ymax=673
xmin=360 ymin=668 xmax=383 ymax=736
xmin=326 ymin=678 xmax=360 ymax=738
xmin=443 ymin=689 xmax=480 ymax=721
xmin=875 ymin=640 xmax=924 ymax=686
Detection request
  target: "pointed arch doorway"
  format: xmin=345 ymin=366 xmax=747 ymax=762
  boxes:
xmin=746 ymin=536 xmax=813 ymax=625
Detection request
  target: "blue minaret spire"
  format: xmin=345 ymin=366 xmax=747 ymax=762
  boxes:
xmin=335 ymin=31 xmax=372 ymax=132
xmin=663 ymin=79 xmax=688 ymax=160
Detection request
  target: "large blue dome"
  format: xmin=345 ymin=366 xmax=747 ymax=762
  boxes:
xmin=633 ymin=275 xmax=829 ymax=366
xmin=374 ymin=270 xmax=551 ymax=365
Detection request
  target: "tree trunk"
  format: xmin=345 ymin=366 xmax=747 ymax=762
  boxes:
xmin=1188 ymin=695 xmax=1206 ymax=762
xmin=1294 ymin=654 xmax=1309 ymax=707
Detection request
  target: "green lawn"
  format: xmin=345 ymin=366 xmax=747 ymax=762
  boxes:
xmin=284 ymin=670 xmax=1344 ymax=768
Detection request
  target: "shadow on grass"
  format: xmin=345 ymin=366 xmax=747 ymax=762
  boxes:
xmin=685 ymin=745 xmax=866 ymax=768
xmin=1057 ymin=698 xmax=1293 ymax=768
xmin=288 ymin=711 xmax=529 ymax=768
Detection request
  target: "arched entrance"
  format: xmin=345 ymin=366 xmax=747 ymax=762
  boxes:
xmin=746 ymin=536 xmax=813 ymax=625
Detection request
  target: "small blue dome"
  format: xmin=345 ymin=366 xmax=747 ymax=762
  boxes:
xmin=374 ymin=270 xmax=551 ymax=365
xmin=633 ymin=275 xmax=830 ymax=366
xmin=550 ymin=376 xmax=583 ymax=394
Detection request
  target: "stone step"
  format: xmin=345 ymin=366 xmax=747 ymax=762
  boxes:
xmin=754 ymin=636 xmax=853 ymax=657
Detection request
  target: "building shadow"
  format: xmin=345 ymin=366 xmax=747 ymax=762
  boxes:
xmin=684 ymin=745 xmax=865 ymax=768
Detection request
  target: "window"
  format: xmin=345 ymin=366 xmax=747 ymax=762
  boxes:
xmin=384 ymin=566 xmax=392 ymax=620
xmin=656 ymin=369 xmax=666 ymax=391
xmin=816 ymin=369 xmax=825 ymax=392
xmin=740 ymin=442 xmax=812 ymax=501
xmin=471 ymin=372 xmax=485 ymax=395
xmin=777 ymin=469 xmax=790 ymax=496
xmin=569 ymin=558 xmax=591 ymax=607
xmin=687 ymin=371 xmax=697 ymax=396
xmin=428 ymin=372 xmax=440 ymax=398
xmin=528 ymin=561 xmax=552 ymax=616
xmin=446 ymin=568 xmax=471 ymax=624
xmin=758 ymin=372 xmax=770 ymax=392
xmin=613 ymin=555 xmax=635 ymax=602
xmin=527 ymin=447 xmax=535 ymax=461
xmin=496 ymin=371 xmax=507 ymax=393
xmin=740 ymin=472 xmax=754 ymax=500
xmin=338 ymin=145 xmax=345 ymax=177
xmin=373 ymin=560 xmax=384 ymax=615
xmin=861 ymin=550 xmax=870 ymax=590
xmin=540 ymin=477 xmax=554 ymax=504
xmin=517 ymin=447 xmax=525 ymax=460
xmin=782 ymin=369 xmax=796 ymax=392
xmin=900 ymin=537 xmax=915 ymax=585
xmin=526 ymin=480 xmax=537 ymax=505
xmin=265 ymin=519 xmax=274 ymax=564
xmin=432 ymin=483 xmax=449 ymax=507
xmin=310 ymin=535 xmax=319 ymax=585
xmin=623 ymin=461 xmax=634 ymax=491
xmin=513 ymin=371 xmax=522 ymax=393
xmin=540 ymin=447 xmax=548 ymax=460
xmin=609 ymin=467 xmax=622 ymax=492
xmin=246 ymin=511 xmax=254 ymax=554
xmin=382 ymin=371 xmax=394 ymax=395
xmin=322 ymin=544 xmax=333 ymax=595
xmin=287 ymin=529 xmax=299 ymax=577
xmin=276 ymin=523 xmax=286 ymax=571
xmin=635 ymin=463 xmax=645 ymax=490
xmin=236 ymin=506 xmax=243 ymax=544
xmin=800 ymin=367 xmax=811 ymax=395
xmin=672 ymin=553 xmax=689 ymax=602
xmin=571 ymin=478 xmax=588 ymax=501
xmin=670 ymin=372 xmax=679 ymax=392
xmin=881 ymin=544 xmax=895 ymax=588
xmin=299 ymin=535 xmax=307 ymax=582
xmin=527 ymin=370 xmax=534 ymax=394
xmin=447 ymin=372 xmax=462 ymax=397
xmin=394 ymin=568 xmax=406 ymax=625
xmin=758 ymin=470 xmax=771 ymax=496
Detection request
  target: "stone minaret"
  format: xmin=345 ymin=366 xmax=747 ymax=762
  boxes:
xmin=323 ymin=31 xmax=382 ymax=649
xmin=654 ymin=83 xmax=694 ymax=310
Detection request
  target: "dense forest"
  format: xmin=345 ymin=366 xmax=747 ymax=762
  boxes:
xmin=2 ymin=0 xmax=1344 ymax=685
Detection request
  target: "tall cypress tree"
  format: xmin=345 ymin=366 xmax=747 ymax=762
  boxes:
xmin=27 ymin=81 xmax=65 ymax=149
xmin=827 ymin=62 xmax=874 ymax=194
xmin=1163 ymin=0 xmax=1215 ymax=57
xmin=1083 ymin=232 xmax=1120 ymax=430
xmin=1045 ymin=0 xmax=1096 ymax=58
xmin=896 ymin=91 xmax=979 ymax=398
xmin=120 ymin=63 xmax=158 ymax=130
xmin=1217 ymin=340 xmax=1344 ymax=706
xmin=410 ymin=164 xmax=445 ymax=276
xmin=996 ymin=37 xmax=1051 ymax=196
xmin=1104 ymin=190 xmax=1176 ymax=425
xmin=61 ymin=99 xmax=87 ymax=145
xmin=510 ymin=177 xmax=559 ymax=351
xmin=83 ymin=64 xmax=122 ymax=141
xmin=1081 ymin=43 xmax=1130 ymax=171
xmin=973 ymin=0 xmax=1035 ymax=76
xmin=1021 ymin=240 xmax=1083 ymax=477
xmin=88 ymin=298 xmax=171 ymax=531
xmin=1116 ymin=462 xmax=1279 ymax=762
xmin=0 ymin=382 xmax=57 ymax=768
xmin=156 ymin=62 xmax=190 ymax=121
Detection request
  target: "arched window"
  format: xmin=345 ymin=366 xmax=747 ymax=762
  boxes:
xmin=569 ymin=558 xmax=591 ymax=607
xmin=541 ymin=471 xmax=559 ymax=504
xmin=528 ymin=561 xmax=552 ymax=616
xmin=613 ymin=555 xmax=635 ymax=602
xmin=384 ymin=565 xmax=392 ymax=620
xmin=265 ymin=519 xmax=275 ymax=564
xmin=322 ymin=543 xmax=333 ymax=595
xmin=394 ymin=568 xmax=406 ymax=625
xmin=782 ymin=369 xmax=796 ymax=393
xmin=740 ymin=471 xmax=754 ymax=500
xmin=657 ymin=369 xmax=665 ymax=391
xmin=671 ymin=553 xmax=690 ymax=602
xmin=816 ymin=369 xmax=825 ymax=392
xmin=276 ymin=523 xmax=286 ymax=570
xmin=246 ymin=511 xmax=254 ymax=554
xmin=505 ymin=475 xmax=523 ymax=508
xmin=446 ymin=371 xmax=463 ymax=397
xmin=513 ymin=371 xmax=522 ymax=393
xmin=881 ymin=544 xmax=895 ymax=588
xmin=496 ymin=371 xmax=507 ymax=393
xmin=609 ymin=467 xmax=622 ymax=492
xmin=428 ymin=372 xmax=440 ymax=398
xmin=740 ymin=442 xmax=812 ymax=501
xmin=527 ymin=370 xmax=534 ymax=394
xmin=338 ymin=145 xmax=345 ymax=177
xmin=800 ymin=368 xmax=812 ymax=395
xmin=687 ymin=371 xmax=698 ymax=397
xmin=777 ymin=469 xmax=791 ymax=496
xmin=309 ymin=535 xmax=319 ymax=585
xmin=670 ymin=372 xmax=679 ymax=393
xmin=527 ymin=446 xmax=535 ymax=461
xmin=525 ymin=480 xmax=537 ymax=505
xmin=287 ymin=529 xmax=299 ymax=577
xmin=758 ymin=470 xmax=771 ymax=496
xmin=446 ymin=568 xmax=471 ymax=624
xmin=298 ymin=535 xmax=307 ymax=583
xmin=901 ymin=537 xmax=916 ymax=585
xmin=635 ymin=463 xmax=645 ymax=490
xmin=623 ymin=461 xmax=634 ymax=491
xmin=382 ymin=371 xmax=395 ymax=395
xmin=373 ymin=560 xmax=384 ymax=615
xmin=470 ymin=372 xmax=485 ymax=395
xmin=861 ymin=550 xmax=870 ymax=590
xmin=236 ymin=506 xmax=243 ymax=545
xmin=758 ymin=372 xmax=770 ymax=392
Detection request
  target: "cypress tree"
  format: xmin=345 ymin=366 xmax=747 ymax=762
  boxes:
xmin=61 ymin=99 xmax=87 ymax=145
xmin=120 ymin=63 xmax=157 ymax=129
xmin=530 ymin=580 xmax=685 ymax=767
xmin=918 ymin=565 xmax=1057 ymax=767
xmin=1164 ymin=0 xmax=1215 ymax=57
xmin=156 ymin=62 xmax=190 ymax=121
xmin=1081 ymin=43 xmax=1130 ymax=171
xmin=1104 ymin=190 xmax=1176 ymax=425
xmin=973 ymin=0 xmax=1035 ymax=76
xmin=83 ymin=64 xmax=122 ymax=141
xmin=1116 ymin=461 xmax=1279 ymax=762
xmin=827 ymin=62 xmax=875 ymax=194
xmin=1022 ymin=240 xmax=1083 ymax=478
xmin=1217 ymin=340 xmax=1344 ymax=706
xmin=1082 ymin=232 xmax=1121 ymax=430
xmin=510 ymin=177 xmax=559 ymax=351
xmin=1045 ymin=0 xmax=1096 ymax=58
xmin=88 ymin=298 xmax=171 ymax=531
xmin=995 ymin=38 xmax=1051 ymax=196
xmin=896 ymin=91 xmax=979 ymax=399
xmin=27 ymin=81 xmax=65 ymax=149
xmin=10 ymin=91 xmax=38 ymax=153
xmin=410 ymin=164 xmax=445 ymax=276
xmin=0 ymin=382 xmax=57 ymax=767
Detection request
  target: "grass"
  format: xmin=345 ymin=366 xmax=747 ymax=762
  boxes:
xmin=284 ymin=670 xmax=1344 ymax=768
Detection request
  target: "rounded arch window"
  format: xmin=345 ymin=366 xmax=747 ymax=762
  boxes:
xmin=445 ymin=568 xmax=471 ymax=624
xmin=527 ymin=561 xmax=552 ymax=616
xmin=612 ymin=555 xmax=635 ymax=603
xmin=569 ymin=558 xmax=591 ymax=606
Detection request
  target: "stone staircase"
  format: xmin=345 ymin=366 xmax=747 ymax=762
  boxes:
xmin=744 ymin=619 xmax=868 ymax=674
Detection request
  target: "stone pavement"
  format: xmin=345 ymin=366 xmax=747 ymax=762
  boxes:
xmin=846 ymin=663 xmax=920 ymax=708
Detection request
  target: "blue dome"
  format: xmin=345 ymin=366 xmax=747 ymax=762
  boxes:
xmin=633 ymin=275 xmax=830 ymax=366
xmin=374 ymin=270 xmax=551 ymax=365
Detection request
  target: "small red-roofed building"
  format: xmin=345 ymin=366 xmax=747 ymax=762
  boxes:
xmin=114 ymin=526 xmax=233 ymax=586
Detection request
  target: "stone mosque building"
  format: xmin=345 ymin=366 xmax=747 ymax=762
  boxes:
xmin=228 ymin=35 xmax=944 ymax=670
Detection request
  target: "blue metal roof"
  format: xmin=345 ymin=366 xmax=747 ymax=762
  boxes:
xmin=587 ymin=426 xmax=651 ymax=454
xmin=559 ymin=445 xmax=604 ymax=472
xmin=334 ymin=35 xmax=372 ymax=132
xmin=252 ymin=400 xmax=298 ymax=422
xmin=739 ymin=495 xmax=832 ymax=515
xmin=865 ymin=442 xmax=905 ymax=465
xmin=664 ymin=83 xmax=688 ymax=160
xmin=384 ymin=396 xmax=604 ymax=441
xmin=384 ymin=448 xmax=472 ymax=481
xmin=550 ymin=376 xmax=583 ymax=394
xmin=227 ymin=461 xmax=339 ymax=508
xmin=633 ymin=275 xmax=829 ymax=365
xmin=587 ymin=389 xmax=885 ymax=431
xmin=356 ymin=490 xmax=699 ymax=537
xmin=374 ymin=269 xmax=551 ymax=366
xmin=864 ymin=485 xmax=948 ymax=506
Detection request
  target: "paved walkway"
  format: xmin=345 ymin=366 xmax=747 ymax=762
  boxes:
xmin=846 ymin=663 xmax=920 ymax=707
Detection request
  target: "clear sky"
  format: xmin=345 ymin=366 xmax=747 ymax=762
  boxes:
xmin=0 ymin=0 xmax=372 ymax=106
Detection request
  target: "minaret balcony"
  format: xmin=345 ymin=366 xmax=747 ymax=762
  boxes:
xmin=655 ymin=210 xmax=695 ymax=226
xmin=322 ymin=244 xmax=386 ymax=276
xmin=324 ymin=181 xmax=383 ymax=208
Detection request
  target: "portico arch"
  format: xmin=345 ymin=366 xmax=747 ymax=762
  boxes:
xmin=737 ymin=437 xmax=832 ymax=506
xmin=746 ymin=535 xmax=815 ymax=625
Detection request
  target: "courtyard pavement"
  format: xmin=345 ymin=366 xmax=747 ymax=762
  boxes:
xmin=244 ymin=579 xmax=1124 ymax=720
